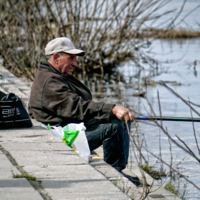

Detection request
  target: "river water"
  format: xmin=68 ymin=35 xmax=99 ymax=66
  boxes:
xmin=86 ymin=30 xmax=200 ymax=200
xmin=118 ymin=1 xmax=200 ymax=199
xmin=127 ymin=38 xmax=200 ymax=200
xmin=84 ymin=1 xmax=200 ymax=199
xmin=86 ymin=37 xmax=200 ymax=199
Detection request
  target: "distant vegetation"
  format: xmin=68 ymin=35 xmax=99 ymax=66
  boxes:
xmin=138 ymin=28 xmax=200 ymax=39
xmin=0 ymin=0 xmax=195 ymax=80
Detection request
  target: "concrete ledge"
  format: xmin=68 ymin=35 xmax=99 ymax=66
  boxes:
xmin=92 ymin=147 xmax=181 ymax=200
xmin=0 ymin=62 xmax=181 ymax=200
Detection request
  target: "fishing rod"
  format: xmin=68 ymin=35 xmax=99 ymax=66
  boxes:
xmin=134 ymin=115 xmax=200 ymax=122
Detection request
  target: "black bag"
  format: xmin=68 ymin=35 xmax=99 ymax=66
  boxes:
xmin=0 ymin=91 xmax=33 ymax=129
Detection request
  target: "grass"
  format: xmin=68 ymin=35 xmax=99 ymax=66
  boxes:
xmin=13 ymin=173 xmax=37 ymax=181
xmin=141 ymin=164 xmax=166 ymax=180
xmin=165 ymin=181 xmax=178 ymax=195
xmin=112 ymin=179 xmax=118 ymax=187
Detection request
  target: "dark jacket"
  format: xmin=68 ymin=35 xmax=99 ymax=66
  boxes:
xmin=28 ymin=60 xmax=115 ymax=126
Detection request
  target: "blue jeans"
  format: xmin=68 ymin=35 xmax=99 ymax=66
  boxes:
xmin=85 ymin=117 xmax=131 ymax=171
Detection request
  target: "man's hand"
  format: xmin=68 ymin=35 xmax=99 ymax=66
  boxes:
xmin=112 ymin=106 xmax=133 ymax=122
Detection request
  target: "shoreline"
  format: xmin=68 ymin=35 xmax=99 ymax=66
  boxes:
xmin=137 ymin=28 xmax=200 ymax=39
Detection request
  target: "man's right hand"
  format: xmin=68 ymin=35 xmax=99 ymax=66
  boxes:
xmin=112 ymin=106 xmax=133 ymax=122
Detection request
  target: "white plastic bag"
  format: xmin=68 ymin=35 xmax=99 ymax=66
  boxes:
xmin=41 ymin=122 xmax=91 ymax=163
xmin=41 ymin=123 xmax=64 ymax=139
xmin=66 ymin=123 xmax=91 ymax=163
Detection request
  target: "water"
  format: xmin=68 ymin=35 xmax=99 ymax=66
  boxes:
xmin=118 ymin=38 xmax=200 ymax=199
xmin=87 ymin=39 xmax=200 ymax=200
xmin=85 ymin=1 xmax=200 ymax=199
xmin=149 ymin=0 xmax=200 ymax=31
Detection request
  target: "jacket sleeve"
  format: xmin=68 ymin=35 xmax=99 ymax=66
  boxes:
xmin=42 ymin=76 xmax=115 ymax=122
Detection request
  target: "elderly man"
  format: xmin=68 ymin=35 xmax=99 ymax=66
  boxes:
xmin=28 ymin=37 xmax=133 ymax=171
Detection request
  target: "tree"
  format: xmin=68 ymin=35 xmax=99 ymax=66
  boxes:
xmin=0 ymin=0 xmax=174 ymax=80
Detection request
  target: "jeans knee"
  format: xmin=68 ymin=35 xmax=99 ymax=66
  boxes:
xmin=110 ymin=118 xmax=124 ymax=133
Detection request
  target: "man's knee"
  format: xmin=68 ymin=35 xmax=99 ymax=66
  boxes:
xmin=109 ymin=117 xmax=124 ymax=133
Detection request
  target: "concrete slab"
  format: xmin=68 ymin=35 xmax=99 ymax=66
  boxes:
xmin=24 ymin=165 xmax=107 ymax=180
xmin=0 ymin=146 xmax=43 ymax=200
xmin=0 ymin=179 xmax=43 ymax=200
xmin=93 ymin=145 xmax=104 ymax=158
xmin=0 ymin=66 xmax=15 ymax=78
xmin=8 ymin=150 xmax=87 ymax=166
xmin=7 ymin=79 xmax=30 ymax=87
xmin=29 ymin=119 xmax=43 ymax=126
xmin=0 ymin=152 xmax=21 ymax=179
xmin=151 ymin=187 xmax=182 ymax=200
xmin=114 ymin=177 xmax=146 ymax=200
xmin=0 ymin=86 xmax=7 ymax=93
xmin=90 ymin=161 xmax=122 ymax=180
xmin=126 ymin=162 xmax=160 ymax=187
xmin=20 ymin=89 xmax=31 ymax=96
xmin=1 ymin=142 xmax=73 ymax=151
xmin=41 ymin=178 xmax=130 ymax=200
xmin=0 ymin=79 xmax=10 ymax=84
xmin=1 ymin=84 xmax=28 ymax=98
xmin=0 ymin=168 xmax=19 ymax=180
xmin=149 ymin=193 xmax=168 ymax=200
xmin=0 ymin=128 xmax=61 ymax=143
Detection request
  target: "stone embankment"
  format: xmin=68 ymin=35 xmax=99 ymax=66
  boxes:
xmin=0 ymin=63 xmax=181 ymax=200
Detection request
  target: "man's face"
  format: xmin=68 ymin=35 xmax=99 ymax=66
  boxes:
xmin=57 ymin=53 xmax=77 ymax=76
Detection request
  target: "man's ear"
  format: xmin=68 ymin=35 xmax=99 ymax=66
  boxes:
xmin=52 ymin=53 xmax=59 ymax=65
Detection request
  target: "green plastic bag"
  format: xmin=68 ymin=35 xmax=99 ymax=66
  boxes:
xmin=63 ymin=130 xmax=79 ymax=146
xmin=47 ymin=124 xmax=79 ymax=146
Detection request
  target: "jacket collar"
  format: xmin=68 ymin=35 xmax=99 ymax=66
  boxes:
xmin=39 ymin=59 xmax=68 ymax=78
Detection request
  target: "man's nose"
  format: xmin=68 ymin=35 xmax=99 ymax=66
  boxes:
xmin=72 ymin=60 xmax=78 ymax=68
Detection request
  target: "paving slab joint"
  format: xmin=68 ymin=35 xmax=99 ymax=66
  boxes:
xmin=0 ymin=145 xmax=52 ymax=200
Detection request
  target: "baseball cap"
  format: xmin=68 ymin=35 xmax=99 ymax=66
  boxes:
xmin=45 ymin=37 xmax=85 ymax=56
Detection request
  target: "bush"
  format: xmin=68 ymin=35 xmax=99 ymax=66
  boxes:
xmin=0 ymin=0 xmax=176 ymax=80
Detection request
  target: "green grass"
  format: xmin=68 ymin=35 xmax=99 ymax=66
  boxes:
xmin=165 ymin=181 xmax=178 ymax=195
xmin=112 ymin=179 xmax=118 ymax=187
xmin=141 ymin=164 xmax=166 ymax=180
xmin=13 ymin=173 xmax=36 ymax=181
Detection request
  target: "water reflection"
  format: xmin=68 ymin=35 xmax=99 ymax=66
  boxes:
xmin=75 ymin=38 xmax=200 ymax=200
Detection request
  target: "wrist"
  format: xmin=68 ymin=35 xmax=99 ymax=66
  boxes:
xmin=112 ymin=105 xmax=116 ymax=115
